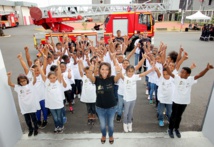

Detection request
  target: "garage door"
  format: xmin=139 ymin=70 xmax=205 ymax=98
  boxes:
xmin=0 ymin=6 xmax=3 ymax=11
xmin=21 ymin=7 xmax=30 ymax=25
xmin=113 ymin=19 xmax=128 ymax=36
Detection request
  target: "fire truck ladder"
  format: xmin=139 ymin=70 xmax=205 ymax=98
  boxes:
xmin=39 ymin=3 xmax=168 ymax=18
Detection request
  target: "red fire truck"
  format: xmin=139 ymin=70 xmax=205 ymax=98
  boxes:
xmin=30 ymin=4 xmax=161 ymax=47
xmin=0 ymin=12 xmax=19 ymax=29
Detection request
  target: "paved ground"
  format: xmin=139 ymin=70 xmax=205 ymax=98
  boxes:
xmin=0 ymin=25 xmax=214 ymax=136
xmin=16 ymin=132 xmax=214 ymax=147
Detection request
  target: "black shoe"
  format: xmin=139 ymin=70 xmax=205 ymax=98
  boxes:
xmin=37 ymin=121 xmax=42 ymax=128
xmin=34 ymin=130 xmax=38 ymax=136
xmin=28 ymin=131 xmax=33 ymax=137
xmin=168 ymin=129 xmax=174 ymax=138
xmin=116 ymin=115 xmax=121 ymax=122
xmin=175 ymin=129 xmax=181 ymax=138
xmin=87 ymin=119 xmax=91 ymax=125
xmin=40 ymin=120 xmax=48 ymax=129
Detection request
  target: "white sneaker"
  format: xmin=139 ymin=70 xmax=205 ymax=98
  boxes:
xmin=146 ymin=89 xmax=148 ymax=95
xmin=147 ymin=96 xmax=150 ymax=100
xmin=78 ymin=94 xmax=81 ymax=99
xmin=74 ymin=94 xmax=77 ymax=98
xmin=123 ymin=123 xmax=128 ymax=133
xmin=128 ymin=123 xmax=132 ymax=132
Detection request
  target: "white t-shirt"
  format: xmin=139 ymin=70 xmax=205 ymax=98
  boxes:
xmin=104 ymin=52 xmax=111 ymax=64
xmin=117 ymin=67 xmax=126 ymax=96
xmin=173 ymin=75 xmax=197 ymax=104
xmin=134 ymin=39 xmax=140 ymax=54
xmin=44 ymin=79 xmax=65 ymax=109
xmin=71 ymin=63 xmax=82 ymax=80
xmin=157 ymin=76 xmax=174 ymax=104
xmin=123 ymin=74 xmax=141 ymax=102
xmin=27 ymin=71 xmax=45 ymax=101
xmin=80 ymin=75 xmax=96 ymax=103
xmin=62 ymin=72 xmax=72 ymax=91
xmin=14 ymin=83 xmax=40 ymax=114
xmin=66 ymin=63 xmax=75 ymax=85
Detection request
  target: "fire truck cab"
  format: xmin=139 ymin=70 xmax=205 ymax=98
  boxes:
xmin=0 ymin=13 xmax=19 ymax=29
xmin=104 ymin=11 xmax=155 ymax=44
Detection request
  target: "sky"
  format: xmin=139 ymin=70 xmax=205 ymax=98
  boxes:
xmin=8 ymin=0 xmax=132 ymax=7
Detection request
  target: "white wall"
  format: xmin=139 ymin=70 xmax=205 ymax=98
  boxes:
xmin=21 ymin=7 xmax=31 ymax=25
xmin=3 ymin=6 xmax=14 ymax=12
xmin=202 ymin=82 xmax=214 ymax=145
xmin=0 ymin=49 xmax=22 ymax=147
xmin=0 ymin=6 xmax=3 ymax=11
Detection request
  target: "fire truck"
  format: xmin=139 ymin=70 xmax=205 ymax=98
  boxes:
xmin=30 ymin=3 xmax=167 ymax=47
xmin=0 ymin=12 xmax=19 ymax=29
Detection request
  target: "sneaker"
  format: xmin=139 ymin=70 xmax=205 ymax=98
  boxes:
xmin=123 ymin=123 xmax=128 ymax=133
xmin=116 ymin=115 xmax=121 ymax=122
xmin=147 ymin=96 xmax=150 ymax=100
xmin=40 ymin=120 xmax=48 ymax=129
xmin=128 ymin=123 xmax=132 ymax=132
xmin=167 ymin=129 xmax=174 ymax=138
xmin=37 ymin=121 xmax=42 ymax=128
xmin=87 ymin=119 xmax=91 ymax=125
xmin=54 ymin=127 xmax=59 ymax=133
xmin=58 ymin=126 xmax=64 ymax=133
xmin=34 ymin=130 xmax=38 ymax=136
xmin=69 ymin=106 xmax=73 ymax=112
xmin=28 ymin=131 xmax=33 ymax=137
xmin=158 ymin=120 xmax=164 ymax=127
xmin=145 ymin=89 xmax=148 ymax=95
xmin=149 ymin=100 xmax=153 ymax=104
xmin=174 ymin=129 xmax=181 ymax=138
xmin=78 ymin=94 xmax=81 ymax=99
xmin=63 ymin=117 xmax=67 ymax=124
xmin=72 ymin=100 xmax=75 ymax=105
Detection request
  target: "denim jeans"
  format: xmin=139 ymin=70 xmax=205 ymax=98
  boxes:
xmin=114 ymin=85 xmax=118 ymax=102
xmin=24 ymin=113 xmax=38 ymax=132
xmin=149 ymin=83 xmax=157 ymax=100
xmin=117 ymin=94 xmax=124 ymax=116
xmin=135 ymin=53 xmax=139 ymax=66
xmin=158 ymin=103 xmax=172 ymax=121
xmin=50 ymin=107 xmax=64 ymax=128
xmin=96 ymin=106 xmax=116 ymax=137
xmin=36 ymin=99 xmax=48 ymax=121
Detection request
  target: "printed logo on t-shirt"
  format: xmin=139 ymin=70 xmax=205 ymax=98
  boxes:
xmin=20 ymin=90 xmax=24 ymax=94
xmin=98 ymin=85 xmax=104 ymax=90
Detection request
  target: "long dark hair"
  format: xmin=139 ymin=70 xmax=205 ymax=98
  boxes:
xmin=17 ymin=74 xmax=29 ymax=86
xmin=99 ymin=62 xmax=111 ymax=79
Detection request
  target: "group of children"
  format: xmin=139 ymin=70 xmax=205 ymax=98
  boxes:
xmin=7 ymin=30 xmax=213 ymax=139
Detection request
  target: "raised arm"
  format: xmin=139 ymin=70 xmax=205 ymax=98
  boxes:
xmin=88 ymin=63 xmax=96 ymax=83
xmin=57 ymin=60 xmax=62 ymax=83
xmin=24 ymin=46 xmax=33 ymax=67
xmin=42 ymin=46 xmax=48 ymax=75
xmin=31 ymin=68 xmax=37 ymax=85
xmin=135 ymin=53 xmax=146 ymax=71
xmin=114 ymin=64 xmax=122 ymax=82
xmin=175 ymin=51 xmax=188 ymax=71
xmin=78 ymin=59 xmax=84 ymax=77
xmin=139 ymin=67 xmax=154 ymax=77
xmin=7 ymin=72 xmax=15 ymax=88
xmin=17 ymin=53 xmax=29 ymax=75
xmin=154 ymin=66 xmax=161 ymax=78
xmin=35 ymin=61 xmax=46 ymax=81
xmin=126 ymin=45 xmax=138 ymax=60
xmin=194 ymin=63 xmax=213 ymax=80
xmin=176 ymin=46 xmax=184 ymax=65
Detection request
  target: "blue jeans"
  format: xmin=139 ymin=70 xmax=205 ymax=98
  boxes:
xmin=50 ymin=107 xmax=64 ymax=128
xmin=114 ymin=85 xmax=118 ymax=101
xmin=135 ymin=53 xmax=139 ymax=65
xmin=158 ymin=103 xmax=172 ymax=121
xmin=36 ymin=100 xmax=47 ymax=121
xmin=117 ymin=94 xmax=124 ymax=116
xmin=149 ymin=83 xmax=157 ymax=100
xmin=96 ymin=106 xmax=116 ymax=137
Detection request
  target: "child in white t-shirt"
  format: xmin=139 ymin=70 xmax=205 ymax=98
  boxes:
xmin=7 ymin=71 xmax=39 ymax=137
xmin=121 ymin=65 xmax=154 ymax=132
xmin=166 ymin=63 xmax=213 ymax=139
xmin=37 ymin=61 xmax=67 ymax=133
xmin=78 ymin=60 xmax=96 ymax=125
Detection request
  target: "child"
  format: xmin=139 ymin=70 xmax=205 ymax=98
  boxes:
xmin=78 ymin=60 xmax=96 ymax=125
xmin=17 ymin=53 xmax=48 ymax=129
xmin=166 ymin=63 xmax=213 ymax=138
xmin=122 ymin=65 xmax=154 ymax=132
xmin=36 ymin=60 xmax=67 ymax=133
xmin=7 ymin=71 xmax=39 ymax=137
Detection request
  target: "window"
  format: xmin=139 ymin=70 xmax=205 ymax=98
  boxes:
xmin=138 ymin=13 xmax=151 ymax=25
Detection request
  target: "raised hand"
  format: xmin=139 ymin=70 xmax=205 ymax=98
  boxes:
xmin=115 ymin=64 xmax=122 ymax=73
xmin=24 ymin=46 xmax=29 ymax=52
xmin=7 ymin=72 xmax=12 ymax=77
xmin=183 ymin=52 xmax=188 ymax=60
xmin=190 ymin=62 xmax=196 ymax=69
xmin=17 ymin=52 xmax=22 ymax=59
xmin=206 ymin=63 xmax=214 ymax=70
